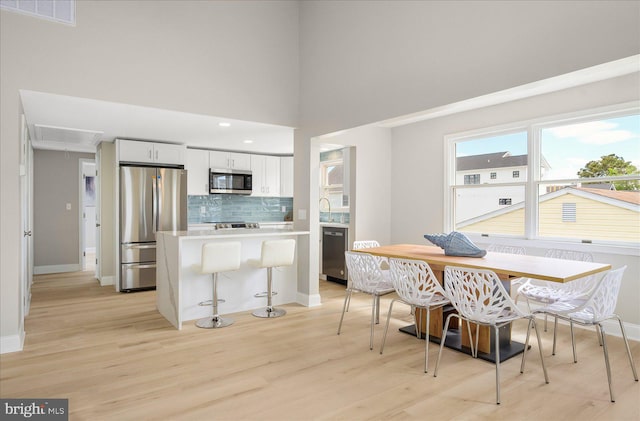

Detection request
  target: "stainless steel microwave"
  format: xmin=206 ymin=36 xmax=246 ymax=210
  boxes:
xmin=209 ymin=168 xmax=253 ymax=194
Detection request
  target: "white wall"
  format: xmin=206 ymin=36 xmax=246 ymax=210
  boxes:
xmin=298 ymin=0 xmax=640 ymax=137
xmin=32 ymin=150 xmax=94 ymax=272
xmin=319 ymin=125 xmax=393 ymax=245
xmin=1 ymin=1 xmax=299 ymax=351
xmin=389 ymin=73 xmax=640 ymax=327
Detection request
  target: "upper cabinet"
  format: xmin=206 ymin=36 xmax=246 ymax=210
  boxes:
xmin=186 ymin=149 xmax=210 ymax=195
xmin=280 ymin=156 xmax=293 ymax=197
xmin=118 ymin=139 xmax=185 ymax=166
xmin=209 ymin=151 xmax=251 ymax=171
xmin=251 ymin=155 xmax=280 ymax=197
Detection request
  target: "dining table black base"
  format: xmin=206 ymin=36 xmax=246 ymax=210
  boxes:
xmin=399 ymin=325 xmax=527 ymax=364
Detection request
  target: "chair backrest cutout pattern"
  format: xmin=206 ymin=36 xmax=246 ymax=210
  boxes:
xmin=390 ymin=258 xmax=446 ymax=306
xmin=487 ymin=244 xmax=526 ymax=255
xmin=345 ymin=251 xmax=386 ymax=294
xmin=445 ymin=266 xmax=524 ymax=324
xmin=581 ymin=266 xmax=626 ymax=321
xmin=353 ymin=240 xmax=381 ymax=250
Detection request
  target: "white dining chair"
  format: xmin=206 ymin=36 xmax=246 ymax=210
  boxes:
xmin=535 ymin=266 xmax=637 ymax=402
xmin=486 ymin=244 xmax=526 ymax=255
xmin=338 ymin=251 xmax=395 ymax=350
xmin=516 ymin=249 xmax=597 ymax=334
xmin=348 ymin=240 xmax=388 ymax=312
xmin=379 ymin=257 xmax=450 ymax=373
xmin=486 ymin=243 xmax=527 ymax=291
xmin=434 ymin=266 xmax=549 ymax=405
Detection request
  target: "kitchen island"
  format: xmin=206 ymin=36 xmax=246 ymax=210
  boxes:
xmin=156 ymin=228 xmax=310 ymax=329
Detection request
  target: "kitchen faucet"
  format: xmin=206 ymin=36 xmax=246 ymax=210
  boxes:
xmin=319 ymin=197 xmax=332 ymax=222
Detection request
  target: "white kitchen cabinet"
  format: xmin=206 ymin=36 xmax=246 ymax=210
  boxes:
xmin=280 ymin=156 xmax=293 ymax=197
xmin=209 ymin=151 xmax=251 ymax=171
xmin=186 ymin=149 xmax=210 ymax=195
xmin=251 ymin=155 xmax=280 ymax=197
xmin=118 ymin=139 xmax=185 ymax=166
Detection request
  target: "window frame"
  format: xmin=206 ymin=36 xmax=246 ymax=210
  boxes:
xmin=444 ymin=101 xmax=640 ymax=248
xmin=320 ymin=158 xmax=348 ymax=212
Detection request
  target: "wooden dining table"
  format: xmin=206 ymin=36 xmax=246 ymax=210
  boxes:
xmin=354 ymin=244 xmax=612 ymax=362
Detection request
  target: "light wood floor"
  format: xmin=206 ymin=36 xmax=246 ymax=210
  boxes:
xmin=1 ymin=271 xmax=639 ymax=420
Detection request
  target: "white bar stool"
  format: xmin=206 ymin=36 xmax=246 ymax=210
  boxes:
xmin=196 ymin=242 xmax=241 ymax=329
xmin=251 ymin=239 xmax=296 ymax=318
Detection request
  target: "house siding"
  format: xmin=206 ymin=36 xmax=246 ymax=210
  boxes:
xmin=460 ymin=194 xmax=639 ymax=241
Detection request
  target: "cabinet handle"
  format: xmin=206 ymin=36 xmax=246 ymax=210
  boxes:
xmin=155 ymin=150 xmax=159 ymax=160
xmin=148 ymin=150 xmax=152 ymax=159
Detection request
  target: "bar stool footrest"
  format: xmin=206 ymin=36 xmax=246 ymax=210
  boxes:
xmin=254 ymin=291 xmax=278 ymax=298
xmin=198 ymin=299 xmax=226 ymax=306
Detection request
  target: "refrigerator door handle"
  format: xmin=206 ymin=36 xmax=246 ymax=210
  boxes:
xmin=152 ymin=174 xmax=158 ymax=233
xmin=124 ymin=244 xmax=156 ymax=250
xmin=132 ymin=264 xmax=156 ymax=270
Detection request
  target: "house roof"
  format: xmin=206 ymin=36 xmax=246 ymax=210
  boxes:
xmin=457 ymin=152 xmax=527 ymax=171
xmin=576 ymin=187 xmax=640 ymax=205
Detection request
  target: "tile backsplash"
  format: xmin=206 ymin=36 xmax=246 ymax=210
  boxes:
xmin=188 ymin=195 xmax=293 ymax=224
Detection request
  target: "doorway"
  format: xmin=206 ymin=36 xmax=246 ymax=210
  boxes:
xmin=80 ymin=159 xmax=96 ymax=273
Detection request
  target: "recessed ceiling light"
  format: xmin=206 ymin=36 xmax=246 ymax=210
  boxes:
xmin=218 ymin=122 xmax=231 ymax=127
xmin=243 ymin=139 xmax=254 ymax=144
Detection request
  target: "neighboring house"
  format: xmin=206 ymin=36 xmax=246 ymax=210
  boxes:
xmin=455 ymin=152 xmax=551 ymax=222
xmin=458 ymin=187 xmax=640 ymax=242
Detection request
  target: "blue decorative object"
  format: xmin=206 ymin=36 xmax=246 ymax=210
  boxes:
xmin=424 ymin=232 xmax=487 ymax=258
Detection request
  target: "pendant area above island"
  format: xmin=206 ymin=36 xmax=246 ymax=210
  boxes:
xmin=156 ymin=228 xmax=310 ymax=329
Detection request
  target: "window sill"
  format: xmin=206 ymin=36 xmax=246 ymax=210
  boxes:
xmin=469 ymin=234 xmax=640 ymax=257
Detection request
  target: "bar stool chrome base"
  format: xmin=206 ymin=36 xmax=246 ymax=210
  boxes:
xmin=252 ymin=306 xmax=286 ymax=318
xmin=196 ymin=315 xmax=234 ymax=328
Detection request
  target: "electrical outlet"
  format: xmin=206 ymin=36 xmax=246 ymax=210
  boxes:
xmin=66 ymin=203 xmax=71 ymax=210
xmin=200 ymin=206 xmax=206 ymax=213
xmin=281 ymin=206 xmax=286 ymax=212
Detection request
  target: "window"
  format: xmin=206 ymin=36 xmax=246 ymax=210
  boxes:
xmin=446 ymin=103 xmax=640 ymax=244
xmin=490 ymin=172 xmax=497 ymax=180
xmin=320 ymin=152 xmax=348 ymax=211
xmin=464 ymin=174 xmax=480 ymax=185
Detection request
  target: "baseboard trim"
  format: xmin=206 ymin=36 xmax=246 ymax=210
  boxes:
xmin=297 ymin=292 xmax=322 ymax=307
xmin=1 ymin=331 xmax=25 ymax=354
xmin=99 ymin=275 xmax=114 ymax=287
xmin=34 ymin=264 xmax=82 ymax=275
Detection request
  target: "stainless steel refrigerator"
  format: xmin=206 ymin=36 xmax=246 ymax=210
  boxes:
xmin=119 ymin=166 xmax=187 ymax=291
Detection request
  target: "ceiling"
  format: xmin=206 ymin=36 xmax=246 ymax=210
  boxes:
xmin=19 ymin=57 xmax=638 ymax=157
xmin=20 ymin=90 xmax=295 ymax=155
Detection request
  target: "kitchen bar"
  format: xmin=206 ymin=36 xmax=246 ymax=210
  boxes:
xmin=155 ymin=227 xmax=309 ymax=329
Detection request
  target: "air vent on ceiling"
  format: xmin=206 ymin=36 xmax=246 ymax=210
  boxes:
xmin=33 ymin=124 xmax=103 ymax=152
xmin=0 ymin=0 xmax=75 ymax=25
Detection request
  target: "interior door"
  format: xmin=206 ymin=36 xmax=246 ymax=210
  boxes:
xmin=95 ymin=149 xmax=101 ymax=279
xmin=20 ymin=115 xmax=32 ymax=316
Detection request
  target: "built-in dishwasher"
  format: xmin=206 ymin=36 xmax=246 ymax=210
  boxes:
xmin=322 ymin=226 xmax=348 ymax=285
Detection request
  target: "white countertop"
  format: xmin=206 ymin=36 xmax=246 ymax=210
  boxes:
xmin=320 ymin=222 xmax=349 ymax=228
xmin=158 ymin=228 xmax=309 ymax=239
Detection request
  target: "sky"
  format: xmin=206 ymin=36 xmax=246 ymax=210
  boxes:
xmin=456 ymin=114 xmax=640 ymax=180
